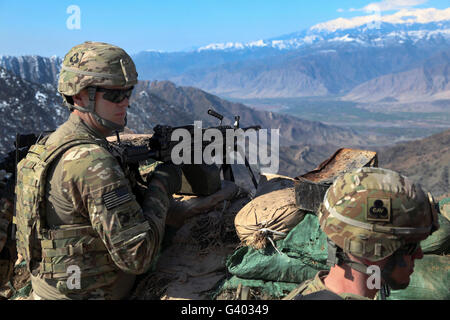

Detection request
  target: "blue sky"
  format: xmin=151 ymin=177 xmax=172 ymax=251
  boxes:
xmin=0 ymin=0 xmax=448 ymax=56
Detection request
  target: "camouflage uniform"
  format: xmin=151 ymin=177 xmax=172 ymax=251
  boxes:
xmin=283 ymin=271 xmax=370 ymax=300
xmin=285 ymin=167 xmax=439 ymax=300
xmin=15 ymin=42 xmax=171 ymax=299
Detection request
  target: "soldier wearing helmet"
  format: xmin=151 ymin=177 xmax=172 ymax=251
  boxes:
xmin=15 ymin=41 xmax=182 ymax=299
xmin=284 ymin=167 xmax=439 ymax=300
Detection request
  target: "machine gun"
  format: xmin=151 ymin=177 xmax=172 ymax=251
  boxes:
xmin=115 ymin=109 xmax=261 ymax=191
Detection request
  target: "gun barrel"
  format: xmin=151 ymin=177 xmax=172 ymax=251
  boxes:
xmin=207 ymin=109 xmax=224 ymax=121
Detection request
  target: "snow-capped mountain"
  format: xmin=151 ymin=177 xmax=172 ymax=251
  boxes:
xmin=198 ymin=8 xmax=450 ymax=51
xmin=131 ymin=9 xmax=450 ymax=99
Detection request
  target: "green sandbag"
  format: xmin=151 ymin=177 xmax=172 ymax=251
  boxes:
xmin=226 ymin=213 xmax=329 ymax=284
xmin=387 ymin=254 xmax=450 ymax=300
xmin=421 ymin=213 xmax=450 ymax=254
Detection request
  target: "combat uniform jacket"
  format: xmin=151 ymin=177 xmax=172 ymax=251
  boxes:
xmin=18 ymin=113 xmax=170 ymax=299
xmin=283 ymin=270 xmax=371 ymax=300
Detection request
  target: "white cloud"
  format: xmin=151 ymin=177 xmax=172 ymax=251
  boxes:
xmin=361 ymin=0 xmax=429 ymax=13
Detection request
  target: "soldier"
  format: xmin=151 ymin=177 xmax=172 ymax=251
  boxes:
xmin=284 ymin=167 xmax=439 ymax=300
xmin=14 ymin=41 xmax=182 ymax=300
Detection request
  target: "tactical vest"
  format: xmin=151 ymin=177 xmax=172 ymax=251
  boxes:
xmin=15 ymin=133 xmax=119 ymax=294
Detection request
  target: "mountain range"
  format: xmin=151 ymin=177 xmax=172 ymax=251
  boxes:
xmin=2 ymin=9 xmax=449 ymax=102
xmin=130 ymin=9 xmax=450 ymax=100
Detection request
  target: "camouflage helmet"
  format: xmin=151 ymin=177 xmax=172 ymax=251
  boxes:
xmin=318 ymin=167 xmax=439 ymax=262
xmin=57 ymin=41 xmax=138 ymax=131
xmin=58 ymin=41 xmax=137 ymax=96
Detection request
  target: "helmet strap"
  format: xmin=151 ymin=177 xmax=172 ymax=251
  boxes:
xmin=86 ymin=86 xmax=97 ymax=113
xmin=379 ymin=283 xmax=391 ymax=300
xmin=87 ymin=87 xmax=125 ymax=132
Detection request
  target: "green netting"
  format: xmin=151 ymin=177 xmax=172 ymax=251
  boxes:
xmin=387 ymin=254 xmax=450 ymax=300
xmin=421 ymin=213 xmax=450 ymax=254
xmin=226 ymin=213 xmax=328 ymax=284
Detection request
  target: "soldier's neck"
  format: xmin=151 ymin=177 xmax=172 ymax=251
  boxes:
xmin=324 ymin=264 xmax=379 ymax=299
xmin=73 ymin=110 xmax=112 ymax=138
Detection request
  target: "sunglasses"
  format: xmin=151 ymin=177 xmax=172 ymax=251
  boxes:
xmin=398 ymin=242 xmax=421 ymax=256
xmin=95 ymin=86 xmax=134 ymax=103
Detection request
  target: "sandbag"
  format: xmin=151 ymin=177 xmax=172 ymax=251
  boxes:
xmin=228 ymin=213 xmax=328 ymax=283
xmin=387 ymin=254 xmax=450 ymax=300
xmin=234 ymin=187 xmax=306 ymax=249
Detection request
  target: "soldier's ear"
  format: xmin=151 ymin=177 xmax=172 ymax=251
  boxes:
xmin=72 ymin=90 xmax=87 ymax=107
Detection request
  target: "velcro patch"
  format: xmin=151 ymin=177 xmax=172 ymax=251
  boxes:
xmin=102 ymin=186 xmax=132 ymax=210
xmin=366 ymin=197 xmax=391 ymax=222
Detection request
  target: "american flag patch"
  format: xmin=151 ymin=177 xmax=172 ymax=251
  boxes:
xmin=102 ymin=186 xmax=132 ymax=210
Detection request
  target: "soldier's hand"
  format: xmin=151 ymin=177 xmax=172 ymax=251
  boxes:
xmin=148 ymin=163 xmax=182 ymax=195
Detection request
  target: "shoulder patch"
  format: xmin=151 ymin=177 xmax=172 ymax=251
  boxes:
xmin=102 ymin=186 xmax=132 ymax=210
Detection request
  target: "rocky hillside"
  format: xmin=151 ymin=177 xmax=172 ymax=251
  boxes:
xmin=0 ymin=55 xmax=61 ymax=86
xmin=169 ymin=46 xmax=446 ymax=99
xmin=377 ymin=129 xmax=450 ymax=198
xmin=275 ymin=128 xmax=449 ymax=197
xmin=133 ymin=81 xmax=367 ymax=146
xmin=276 ymin=144 xmax=340 ymax=178
xmin=0 ymin=67 xmax=69 ymax=154
xmin=343 ymin=50 xmax=450 ymax=102
xmin=273 ymin=128 xmax=449 ymax=198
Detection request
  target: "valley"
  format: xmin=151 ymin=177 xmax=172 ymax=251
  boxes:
xmin=229 ymin=96 xmax=450 ymax=143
